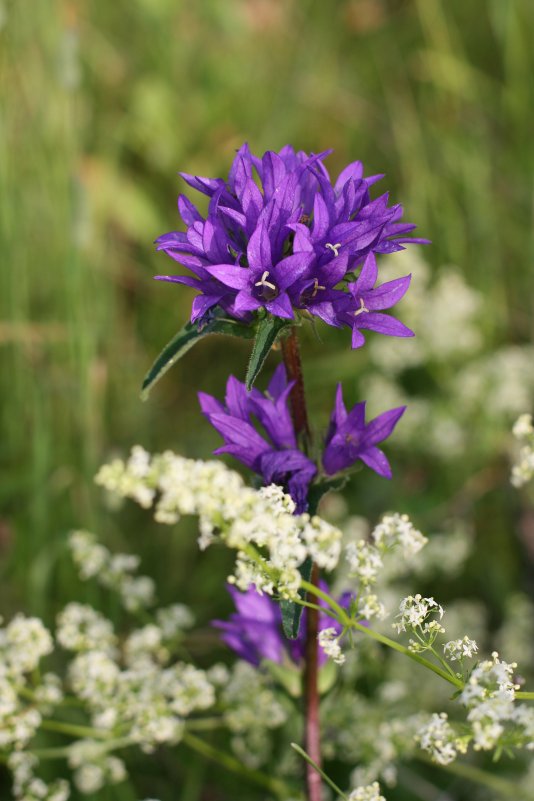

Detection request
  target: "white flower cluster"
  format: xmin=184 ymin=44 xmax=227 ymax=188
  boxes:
xmin=9 ymin=752 xmax=70 ymax=801
xmin=419 ymin=652 xmax=533 ymax=764
xmin=416 ymin=712 xmax=466 ymax=765
xmin=458 ymin=652 xmax=534 ymax=751
xmin=1 ymin=531 xmax=213 ymax=797
xmin=56 ymin=603 xmax=117 ymax=654
xmin=394 ymin=595 xmax=445 ymax=652
xmin=0 ymin=615 xmax=55 ymax=751
xmin=348 ymin=781 xmax=387 ymax=801
xmin=443 ymin=636 xmax=478 ymax=662
xmin=69 ymin=530 xmax=156 ymax=611
xmin=511 ymin=413 xmax=534 ymax=488
xmin=318 ymin=628 xmax=345 ymax=665
xmin=221 ymin=662 xmax=288 ymax=767
xmin=0 ymin=614 xmax=54 ymax=676
xmin=68 ymin=741 xmax=126 ymax=794
xmin=68 ymin=652 xmax=214 ymax=751
xmin=345 ymin=514 xmax=427 ymax=620
xmin=95 ymin=448 xmax=343 ymax=600
xmin=371 ymin=514 xmax=427 ymax=557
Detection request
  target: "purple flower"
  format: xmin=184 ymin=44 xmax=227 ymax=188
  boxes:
xmin=198 ymin=365 xmax=316 ymax=511
xmin=155 ymin=144 xmax=428 ymax=339
xmin=323 ymin=385 xmax=406 ymax=479
xmin=333 ymin=252 xmax=414 ymax=349
xmin=213 ymin=584 xmax=352 ymax=667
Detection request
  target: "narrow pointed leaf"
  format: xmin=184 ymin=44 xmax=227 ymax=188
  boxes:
xmin=280 ymin=477 xmax=347 ymax=640
xmin=281 ymin=558 xmax=312 ymax=639
xmin=141 ymin=311 xmax=255 ymax=400
xmin=245 ymin=317 xmax=292 ymax=390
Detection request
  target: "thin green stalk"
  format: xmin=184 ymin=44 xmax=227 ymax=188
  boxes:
xmin=31 ymin=737 xmax=133 ymax=762
xmin=300 ymin=580 xmax=348 ymax=622
xmin=300 ymin=580 xmax=463 ymax=689
xmin=182 ymin=732 xmax=290 ymax=799
xmin=40 ymin=719 xmax=114 ymax=740
xmin=291 ymin=743 xmax=347 ymax=800
xmin=414 ymin=753 xmax=529 ymax=799
xmin=516 ymin=691 xmax=534 ymax=700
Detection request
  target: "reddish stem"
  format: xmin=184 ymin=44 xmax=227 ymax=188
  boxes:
xmin=281 ymin=329 xmax=321 ymax=801
xmin=281 ymin=331 xmax=311 ymax=447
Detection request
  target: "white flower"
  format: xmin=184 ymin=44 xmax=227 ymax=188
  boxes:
xmin=156 ymin=604 xmax=194 ymax=637
xmin=56 ymin=603 xmax=116 ymax=653
xmin=69 ymin=651 xmax=120 ymax=702
xmin=358 ymin=594 xmax=387 ymax=621
xmin=513 ymin=413 xmax=534 ymax=440
xmin=124 ymin=625 xmax=166 ymax=667
xmin=69 ymin=530 xmax=108 ymax=579
xmin=416 ymin=713 xmax=458 ymax=765
xmin=372 ymin=514 xmax=427 ymax=557
xmin=222 ymin=662 xmax=287 ymax=733
xmin=348 ymin=781 xmax=386 ymax=801
xmin=1 ymin=614 xmax=53 ymax=677
xmin=346 ymin=540 xmax=383 ymax=585
xmin=318 ymin=627 xmax=345 ymax=665
xmin=443 ymin=636 xmax=478 ymax=661
xmin=94 ymin=449 xmax=345 ymax=601
xmin=301 ymin=515 xmax=342 ymax=571
xmin=511 ymin=445 xmax=534 ymax=488
xmin=394 ymin=595 xmax=444 ymax=634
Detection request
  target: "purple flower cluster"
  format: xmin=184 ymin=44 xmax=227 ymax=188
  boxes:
xmin=213 ymin=584 xmax=351 ymax=667
xmin=199 ymin=365 xmax=316 ymax=512
xmin=199 ymin=364 xmax=405 ymax=509
xmin=156 ymin=144 xmax=427 ymax=347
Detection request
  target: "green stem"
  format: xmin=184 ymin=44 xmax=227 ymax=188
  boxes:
xmin=182 ymin=732 xmax=290 ymax=799
xmin=300 ymin=580 xmax=463 ymax=689
xmin=291 ymin=743 xmax=347 ymax=800
xmin=40 ymin=719 xmax=114 ymax=740
xmin=300 ymin=580 xmax=347 ymax=622
xmin=414 ymin=753 xmax=529 ymax=799
xmin=516 ymin=691 xmax=534 ymax=700
xmin=427 ymin=643 xmax=459 ymax=681
xmin=30 ymin=737 xmax=133 ymax=761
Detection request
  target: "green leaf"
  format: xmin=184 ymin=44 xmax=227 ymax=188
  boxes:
xmin=280 ymin=478 xmax=346 ymax=641
xmin=141 ymin=311 xmax=255 ymax=400
xmin=280 ymin=557 xmax=312 ymax=640
xmin=245 ymin=317 xmax=292 ymax=390
xmin=262 ymin=659 xmax=302 ymax=698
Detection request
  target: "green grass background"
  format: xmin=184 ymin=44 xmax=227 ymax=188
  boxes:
xmin=1 ymin=0 xmax=534 ymax=798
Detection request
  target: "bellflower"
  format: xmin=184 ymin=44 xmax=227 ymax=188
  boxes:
xmin=213 ymin=584 xmax=351 ymax=667
xmin=198 ymin=364 xmax=316 ymax=511
xmin=323 ymin=385 xmax=406 ymax=479
xmin=155 ymin=144 xmax=427 ymax=337
xmin=333 ymin=252 xmax=414 ymax=349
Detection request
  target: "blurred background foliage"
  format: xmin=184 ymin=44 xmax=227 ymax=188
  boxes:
xmin=1 ymin=0 xmax=534 ymax=798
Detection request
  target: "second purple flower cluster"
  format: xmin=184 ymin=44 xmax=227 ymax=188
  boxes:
xmin=199 ymin=364 xmax=405 ymax=511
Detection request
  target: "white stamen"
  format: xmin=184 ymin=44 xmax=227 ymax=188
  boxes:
xmin=254 ymin=270 xmax=277 ymax=291
xmin=325 ymin=242 xmax=342 ymax=257
xmin=311 ymin=278 xmax=326 ymax=298
xmin=354 ymin=297 xmax=369 ymax=317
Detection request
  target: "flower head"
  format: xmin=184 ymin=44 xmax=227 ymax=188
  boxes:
xmin=332 ymin=253 xmax=413 ymax=349
xmin=156 ymin=144 xmax=427 ymax=341
xmin=199 ymin=364 xmax=316 ymax=511
xmin=323 ymin=384 xmax=405 ymax=478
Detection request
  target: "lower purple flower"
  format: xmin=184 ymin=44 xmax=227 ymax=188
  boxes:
xmin=213 ymin=584 xmax=352 ymax=667
xmin=323 ymin=384 xmax=405 ymax=479
xmin=198 ymin=365 xmax=316 ymax=511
